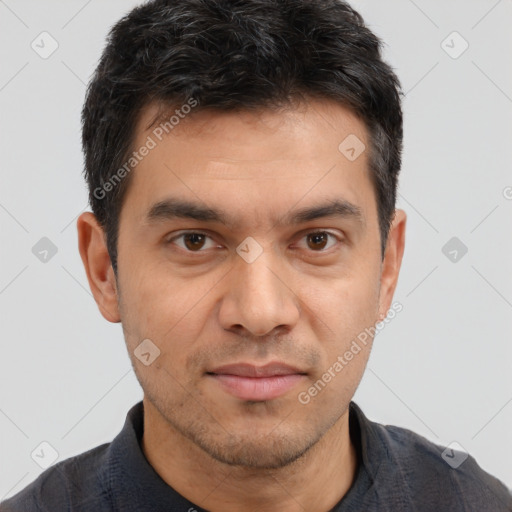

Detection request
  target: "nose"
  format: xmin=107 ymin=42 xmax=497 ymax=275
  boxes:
xmin=218 ymin=245 xmax=300 ymax=337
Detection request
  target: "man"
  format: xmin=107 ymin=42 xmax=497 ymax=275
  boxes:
xmin=2 ymin=0 xmax=511 ymax=510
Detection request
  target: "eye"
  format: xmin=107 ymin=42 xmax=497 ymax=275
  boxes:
xmin=295 ymin=230 xmax=341 ymax=252
xmin=166 ymin=230 xmax=342 ymax=254
xmin=167 ymin=231 xmax=219 ymax=252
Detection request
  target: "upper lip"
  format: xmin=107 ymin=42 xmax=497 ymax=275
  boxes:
xmin=208 ymin=362 xmax=306 ymax=378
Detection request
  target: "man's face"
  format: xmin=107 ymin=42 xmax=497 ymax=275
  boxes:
xmin=113 ymin=98 xmax=393 ymax=468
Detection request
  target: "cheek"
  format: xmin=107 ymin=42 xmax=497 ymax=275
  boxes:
xmin=310 ymin=266 xmax=380 ymax=332
xmin=121 ymin=267 xmax=216 ymax=360
xmin=305 ymin=266 xmax=380 ymax=382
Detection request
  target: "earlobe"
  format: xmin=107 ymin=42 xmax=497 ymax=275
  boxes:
xmin=77 ymin=212 xmax=121 ymax=323
xmin=378 ymin=209 xmax=406 ymax=320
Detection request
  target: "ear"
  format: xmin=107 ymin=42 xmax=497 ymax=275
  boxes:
xmin=77 ymin=212 xmax=121 ymax=323
xmin=378 ymin=209 xmax=406 ymax=321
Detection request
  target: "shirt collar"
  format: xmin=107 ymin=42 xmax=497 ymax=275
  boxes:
xmin=106 ymin=400 xmax=416 ymax=511
xmin=341 ymin=402 xmax=417 ymax=511
xmin=106 ymin=400 xmax=203 ymax=511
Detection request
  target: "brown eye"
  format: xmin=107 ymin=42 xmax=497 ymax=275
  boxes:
xmin=183 ymin=233 xmax=206 ymax=251
xmin=168 ymin=232 xmax=217 ymax=252
xmin=306 ymin=232 xmax=329 ymax=250
xmin=298 ymin=231 xmax=340 ymax=252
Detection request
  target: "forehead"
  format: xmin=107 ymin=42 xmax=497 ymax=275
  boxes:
xmin=136 ymin=98 xmax=367 ymax=168
xmin=121 ymin=97 xmax=376 ymax=232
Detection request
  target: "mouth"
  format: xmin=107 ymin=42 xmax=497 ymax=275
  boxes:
xmin=206 ymin=362 xmax=308 ymax=401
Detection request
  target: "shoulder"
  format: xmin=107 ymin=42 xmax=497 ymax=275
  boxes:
xmin=0 ymin=442 xmax=112 ymax=512
xmin=373 ymin=419 xmax=512 ymax=510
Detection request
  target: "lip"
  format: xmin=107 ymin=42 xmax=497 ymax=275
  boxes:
xmin=207 ymin=362 xmax=307 ymax=401
xmin=209 ymin=362 xmax=306 ymax=377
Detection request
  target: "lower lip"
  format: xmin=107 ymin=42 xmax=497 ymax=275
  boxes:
xmin=209 ymin=374 xmax=305 ymax=401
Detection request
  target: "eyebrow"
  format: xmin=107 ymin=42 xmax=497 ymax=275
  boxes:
xmin=145 ymin=197 xmax=365 ymax=229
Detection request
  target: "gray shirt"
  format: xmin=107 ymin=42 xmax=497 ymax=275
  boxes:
xmin=2 ymin=401 xmax=511 ymax=511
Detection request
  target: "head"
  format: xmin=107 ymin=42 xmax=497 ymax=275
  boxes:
xmin=78 ymin=0 xmax=406 ymax=469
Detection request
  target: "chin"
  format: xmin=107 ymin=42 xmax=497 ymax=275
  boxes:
xmin=186 ymin=420 xmax=322 ymax=469
xmin=200 ymin=435 xmax=315 ymax=469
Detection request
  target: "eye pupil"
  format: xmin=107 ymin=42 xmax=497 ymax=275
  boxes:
xmin=307 ymin=232 xmax=328 ymax=250
xmin=184 ymin=233 xmax=206 ymax=251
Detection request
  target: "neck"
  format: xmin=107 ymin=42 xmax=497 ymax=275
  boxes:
xmin=141 ymin=398 xmax=358 ymax=512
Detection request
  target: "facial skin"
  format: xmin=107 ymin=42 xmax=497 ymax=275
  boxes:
xmin=78 ymin=97 xmax=406 ymax=512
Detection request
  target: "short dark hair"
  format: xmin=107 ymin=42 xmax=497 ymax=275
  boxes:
xmin=82 ymin=0 xmax=403 ymax=275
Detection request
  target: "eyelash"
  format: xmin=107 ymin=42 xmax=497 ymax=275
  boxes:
xmin=166 ymin=230 xmax=343 ymax=255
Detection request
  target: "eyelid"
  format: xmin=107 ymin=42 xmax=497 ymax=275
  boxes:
xmin=166 ymin=229 xmax=344 ymax=253
xmin=292 ymin=229 xmax=342 ymax=249
xmin=166 ymin=230 xmax=220 ymax=250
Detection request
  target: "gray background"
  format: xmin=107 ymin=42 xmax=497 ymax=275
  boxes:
xmin=1 ymin=0 xmax=511 ymax=500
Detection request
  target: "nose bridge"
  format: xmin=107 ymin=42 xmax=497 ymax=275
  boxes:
xmin=239 ymin=246 xmax=281 ymax=300
xmin=220 ymin=240 xmax=300 ymax=336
